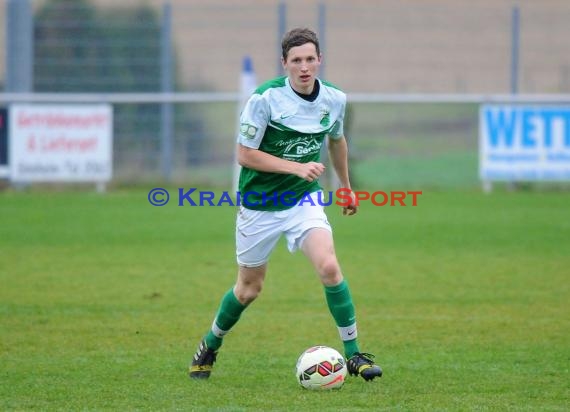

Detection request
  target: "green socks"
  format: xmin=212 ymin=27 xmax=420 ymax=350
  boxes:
xmin=324 ymin=280 xmax=360 ymax=358
xmin=204 ymin=288 xmax=247 ymax=351
xmin=203 ymin=282 xmax=360 ymax=358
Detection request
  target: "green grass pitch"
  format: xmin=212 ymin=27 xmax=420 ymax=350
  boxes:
xmin=1 ymin=189 xmax=568 ymax=411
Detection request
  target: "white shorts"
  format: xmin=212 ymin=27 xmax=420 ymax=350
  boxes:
xmin=236 ymin=191 xmax=332 ymax=267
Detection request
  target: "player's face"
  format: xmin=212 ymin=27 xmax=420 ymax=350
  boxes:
xmin=282 ymin=43 xmax=321 ymax=95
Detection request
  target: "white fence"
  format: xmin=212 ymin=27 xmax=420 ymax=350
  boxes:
xmin=1 ymin=93 xmax=569 ymax=189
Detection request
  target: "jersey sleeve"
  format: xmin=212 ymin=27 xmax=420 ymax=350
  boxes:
xmin=328 ymin=97 xmax=346 ymax=140
xmin=237 ymin=93 xmax=270 ymax=149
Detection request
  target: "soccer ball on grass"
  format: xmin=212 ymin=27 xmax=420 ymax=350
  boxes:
xmin=295 ymin=346 xmax=347 ymax=390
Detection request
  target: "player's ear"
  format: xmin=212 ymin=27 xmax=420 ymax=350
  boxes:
xmin=281 ymin=56 xmax=287 ymax=71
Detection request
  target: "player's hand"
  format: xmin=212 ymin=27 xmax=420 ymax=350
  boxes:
xmin=342 ymin=189 xmax=358 ymax=216
xmin=296 ymin=162 xmax=325 ymax=182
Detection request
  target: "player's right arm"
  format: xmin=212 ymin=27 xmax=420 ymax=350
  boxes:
xmin=237 ymin=92 xmax=324 ymax=182
xmin=237 ymin=145 xmax=324 ymax=182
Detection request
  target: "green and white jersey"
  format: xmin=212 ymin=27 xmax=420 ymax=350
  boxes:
xmin=237 ymin=76 xmax=346 ymax=211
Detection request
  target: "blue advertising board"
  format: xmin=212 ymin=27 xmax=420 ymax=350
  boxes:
xmin=480 ymin=105 xmax=570 ymax=181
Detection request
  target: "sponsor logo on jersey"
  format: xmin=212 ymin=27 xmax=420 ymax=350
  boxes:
xmin=283 ymin=137 xmax=322 ymax=160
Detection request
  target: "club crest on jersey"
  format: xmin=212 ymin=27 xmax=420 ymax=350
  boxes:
xmin=319 ymin=108 xmax=330 ymax=127
xmin=240 ymin=123 xmax=258 ymax=139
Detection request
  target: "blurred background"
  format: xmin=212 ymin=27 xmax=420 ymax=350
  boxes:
xmin=1 ymin=0 xmax=569 ymax=190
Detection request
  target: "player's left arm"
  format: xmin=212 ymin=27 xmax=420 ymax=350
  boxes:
xmin=328 ymin=135 xmax=357 ymax=216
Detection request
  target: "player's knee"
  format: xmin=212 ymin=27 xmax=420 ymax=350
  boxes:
xmin=234 ymin=281 xmax=263 ymax=305
xmin=317 ymin=257 xmax=342 ymax=285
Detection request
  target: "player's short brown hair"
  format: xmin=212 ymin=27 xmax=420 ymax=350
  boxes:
xmin=281 ymin=28 xmax=320 ymax=61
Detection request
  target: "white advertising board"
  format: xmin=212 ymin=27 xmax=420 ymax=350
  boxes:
xmin=9 ymin=104 xmax=113 ymax=182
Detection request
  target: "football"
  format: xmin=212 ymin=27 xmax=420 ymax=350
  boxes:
xmin=295 ymin=346 xmax=347 ymax=390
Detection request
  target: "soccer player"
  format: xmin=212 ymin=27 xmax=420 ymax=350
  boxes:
xmin=189 ymin=28 xmax=382 ymax=381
